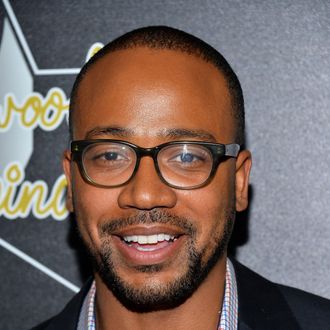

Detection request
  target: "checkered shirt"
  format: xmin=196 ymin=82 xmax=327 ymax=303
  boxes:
xmin=218 ymin=259 xmax=238 ymax=330
xmin=78 ymin=259 xmax=238 ymax=330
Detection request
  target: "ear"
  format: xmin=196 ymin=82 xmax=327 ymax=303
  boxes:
xmin=235 ymin=150 xmax=252 ymax=212
xmin=62 ymin=150 xmax=74 ymax=212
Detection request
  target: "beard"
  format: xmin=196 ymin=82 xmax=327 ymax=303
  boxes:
xmin=82 ymin=208 xmax=235 ymax=312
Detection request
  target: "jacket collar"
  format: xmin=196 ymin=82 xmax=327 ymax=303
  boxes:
xmin=33 ymin=278 xmax=93 ymax=330
xmin=231 ymin=259 xmax=300 ymax=330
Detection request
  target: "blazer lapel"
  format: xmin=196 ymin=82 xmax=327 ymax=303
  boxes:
xmin=231 ymin=259 xmax=300 ymax=330
xmin=34 ymin=278 xmax=93 ymax=330
xmin=237 ymin=319 xmax=253 ymax=330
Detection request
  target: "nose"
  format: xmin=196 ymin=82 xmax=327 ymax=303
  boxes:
xmin=118 ymin=157 xmax=177 ymax=210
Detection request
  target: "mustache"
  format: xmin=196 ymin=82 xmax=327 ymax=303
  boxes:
xmin=99 ymin=209 xmax=196 ymax=236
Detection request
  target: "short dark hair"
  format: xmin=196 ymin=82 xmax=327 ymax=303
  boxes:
xmin=69 ymin=26 xmax=245 ymax=145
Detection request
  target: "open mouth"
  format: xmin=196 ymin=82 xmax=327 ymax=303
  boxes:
xmin=109 ymin=225 xmax=187 ymax=265
xmin=120 ymin=234 xmax=180 ymax=252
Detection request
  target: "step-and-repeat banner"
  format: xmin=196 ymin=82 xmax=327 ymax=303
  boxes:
xmin=1 ymin=1 xmax=329 ymax=328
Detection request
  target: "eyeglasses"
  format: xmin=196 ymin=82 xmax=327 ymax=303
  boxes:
xmin=71 ymin=139 xmax=240 ymax=189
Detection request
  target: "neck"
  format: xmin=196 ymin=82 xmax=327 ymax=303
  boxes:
xmin=94 ymin=256 xmax=227 ymax=330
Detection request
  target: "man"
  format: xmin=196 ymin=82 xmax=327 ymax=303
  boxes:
xmin=33 ymin=26 xmax=330 ymax=329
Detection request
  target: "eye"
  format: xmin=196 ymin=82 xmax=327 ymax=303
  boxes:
xmin=92 ymin=150 xmax=130 ymax=166
xmin=84 ymin=144 xmax=133 ymax=170
xmin=173 ymin=152 xmax=201 ymax=163
xmin=100 ymin=151 xmax=126 ymax=161
xmin=168 ymin=151 xmax=207 ymax=168
xmin=159 ymin=144 xmax=212 ymax=172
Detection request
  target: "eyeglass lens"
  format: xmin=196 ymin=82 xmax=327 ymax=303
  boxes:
xmin=81 ymin=142 xmax=214 ymax=188
xmin=158 ymin=144 xmax=213 ymax=188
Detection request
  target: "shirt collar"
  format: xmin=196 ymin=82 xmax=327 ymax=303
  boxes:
xmin=218 ymin=258 xmax=238 ymax=329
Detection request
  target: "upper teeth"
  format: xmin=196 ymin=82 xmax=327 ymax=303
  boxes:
xmin=123 ymin=234 xmax=175 ymax=244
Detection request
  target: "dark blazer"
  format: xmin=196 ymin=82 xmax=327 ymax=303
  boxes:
xmin=31 ymin=260 xmax=330 ymax=330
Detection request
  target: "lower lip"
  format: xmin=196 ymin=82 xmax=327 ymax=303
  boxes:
xmin=113 ymin=236 xmax=185 ymax=266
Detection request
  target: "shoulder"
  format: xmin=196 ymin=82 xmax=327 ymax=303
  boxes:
xmin=230 ymin=258 xmax=330 ymax=330
xmin=277 ymin=283 xmax=330 ymax=329
xmin=29 ymin=278 xmax=93 ymax=330
xmin=30 ymin=318 xmax=54 ymax=330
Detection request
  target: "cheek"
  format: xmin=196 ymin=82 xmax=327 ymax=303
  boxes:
xmin=181 ymin=164 xmax=236 ymax=247
xmin=71 ymin=168 xmax=120 ymax=247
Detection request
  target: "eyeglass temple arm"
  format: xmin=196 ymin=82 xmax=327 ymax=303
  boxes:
xmin=225 ymin=144 xmax=240 ymax=157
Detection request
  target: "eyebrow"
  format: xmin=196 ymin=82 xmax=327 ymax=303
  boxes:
xmin=85 ymin=126 xmax=135 ymax=139
xmin=159 ymin=128 xmax=217 ymax=142
xmin=85 ymin=126 xmax=216 ymax=142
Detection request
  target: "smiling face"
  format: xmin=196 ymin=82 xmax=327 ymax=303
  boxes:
xmin=63 ymin=47 xmax=251 ymax=311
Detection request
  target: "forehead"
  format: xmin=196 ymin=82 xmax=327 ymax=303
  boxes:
xmin=73 ymin=47 xmax=235 ymax=143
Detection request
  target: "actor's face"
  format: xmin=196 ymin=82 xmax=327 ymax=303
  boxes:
xmin=64 ymin=48 xmax=251 ymax=310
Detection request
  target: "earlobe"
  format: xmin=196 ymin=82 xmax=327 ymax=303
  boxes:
xmin=62 ymin=150 xmax=74 ymax=213
xmin=235 ymin=150 xmax=252 ymax=212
